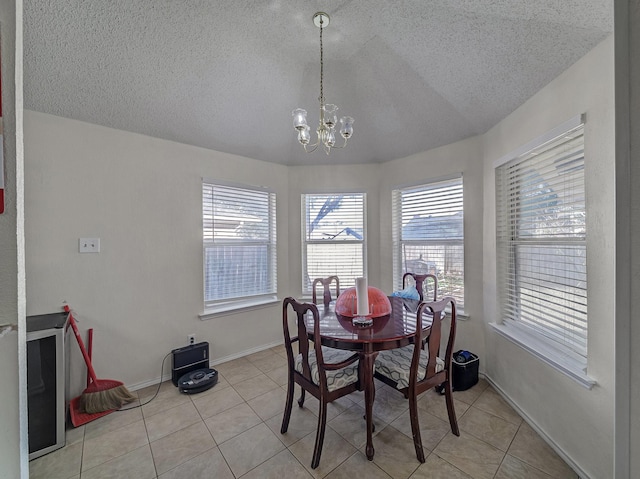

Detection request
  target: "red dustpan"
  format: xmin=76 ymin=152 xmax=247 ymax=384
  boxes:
xmin=69 ymin=396 xmax=114 ymax=427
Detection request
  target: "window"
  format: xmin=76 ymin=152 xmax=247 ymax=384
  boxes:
xmin=392 ymin=177 xmax=464 ymax=309
xmin=302 ymin=193 xmax=365 ymax=294
xmin=495 ymin=120 xmax=587 ymax=365
xmin=202 ymin=182 xmax=276 ymax=311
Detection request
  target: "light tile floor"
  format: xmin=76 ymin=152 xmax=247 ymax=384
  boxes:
xmin=29 ymin=345 xmax=578 ymax=479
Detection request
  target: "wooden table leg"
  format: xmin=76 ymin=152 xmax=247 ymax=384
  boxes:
xmin=361 ymin=351 xmax=377 ymax=460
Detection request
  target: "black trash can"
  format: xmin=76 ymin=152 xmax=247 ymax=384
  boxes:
xmin=452 ymin=350 xmax=479 ymax=391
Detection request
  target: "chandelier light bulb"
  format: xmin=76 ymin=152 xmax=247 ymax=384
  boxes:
xmin=298 ymin=125 xmax=311 ymax=145
xmin=292 ymin=108 xmax=308 ymax=130
xmin=327 ymin=129 xmax=336 ymax=148
xmin=340 ymin=116 xmax=354 ymax=139
xmin=323 ymin=104 xmax=338 ymax=128
xmin=292 ymin=12 xmax=354 ymax=155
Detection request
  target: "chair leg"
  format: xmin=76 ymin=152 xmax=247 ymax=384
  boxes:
xmin=360 ymin=414 xmax=376 ymax=432
xmin=311 ymin=399 xmax=328 ymax=469
xmin=280 ymin=378 xmax=295 ymax=434
xmin=408 ymin=392 xmax=426 ymax=463
xmin=443 ymin=379 xmax=459 ymax=436
xmin=297 ymin=388 xmax=306 ymax=407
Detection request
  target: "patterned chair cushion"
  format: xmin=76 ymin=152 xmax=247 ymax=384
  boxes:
xmin=375 ymin=345 xmax=444 ymax=390
xmin=295 ymin=346 xmax=359 ymax=392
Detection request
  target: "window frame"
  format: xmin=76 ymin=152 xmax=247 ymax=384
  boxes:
xmin=301 ymin=192 xmax=367 ymax=296
xmin=492 ymin=115 xmax=595 ymax=388
xmin=201 ymin=180 xmax=277 ymax=318
xmin=392 ymin=175 xmax=465 ymax=311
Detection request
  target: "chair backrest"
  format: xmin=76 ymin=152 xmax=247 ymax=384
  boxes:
xmin=413 ymin=297 xmax=457 ymax=389
xmin=403 ymin=272 xmax=438 ymax=302
xmin=311 ymin=276 xmax=340 ymax=305
xmin=282 ymin=297 xmax=327 ymax=389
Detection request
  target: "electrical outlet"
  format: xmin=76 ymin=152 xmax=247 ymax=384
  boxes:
xmin=188 ymin=334 xmax=196 ymax=345
xmin=79 ymin=237 xmax=100 ymax=253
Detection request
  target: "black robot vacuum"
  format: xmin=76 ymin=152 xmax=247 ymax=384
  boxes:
xmin=177 ymin=368 xmax=218 ymax=394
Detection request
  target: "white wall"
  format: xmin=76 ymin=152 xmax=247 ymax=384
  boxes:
xmin=0 ymin=0 xmax=26 ymax=478
xmin=378 ymin=135 xmax=486 ymax=362
xmin=24 ymin=112 xmax=290 ymax=394
xmin=482 ymin=36 xmax=615 ymax=478
xmin=626 ymin=0 xmax=640 ymax=476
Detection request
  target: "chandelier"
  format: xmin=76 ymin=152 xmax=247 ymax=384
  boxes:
xmin=292 ymin=12 xmax=354 ymax=155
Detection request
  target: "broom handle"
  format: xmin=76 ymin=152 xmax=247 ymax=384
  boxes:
xmin=64 ymin=306 xmax=99 ymax=384
xmin=87 ymin=328 xmax=93 ymax=387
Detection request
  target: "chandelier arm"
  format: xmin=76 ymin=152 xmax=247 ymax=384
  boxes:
xmin=303 ymin=142 xmax=320 ymax=154
xmin=329 ymin=138 xmax=349 ymax=150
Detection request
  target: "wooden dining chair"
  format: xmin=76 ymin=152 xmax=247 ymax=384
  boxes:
xmin=280 ymin=297 xmax=360 ymax=469
xmin=311 ymin=276 xmax=340 ymax=305
xmin=403 ymin=272 xmax=438 ymax=302
xmin=374 ymin=297 xmax=459 ymax=463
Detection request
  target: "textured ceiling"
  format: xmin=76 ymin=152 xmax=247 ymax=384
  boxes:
xmin=23 ymin=1 xmax=612 ymax=166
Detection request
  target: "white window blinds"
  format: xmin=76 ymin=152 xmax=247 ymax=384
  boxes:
xmin=496 ymin=122 xmax=587 ymax=358
xmin=203 ymin=182 xmax=276 ymax=306
xmin=302 ymin=193 xmax=365 ymax=294
xmin=392 ymin=177 xmax=464 ymax=308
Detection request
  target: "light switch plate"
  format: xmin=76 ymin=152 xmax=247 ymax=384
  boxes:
xmin=79 ymin=238 xmax=100 ymax=253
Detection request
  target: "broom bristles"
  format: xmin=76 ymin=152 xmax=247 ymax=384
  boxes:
xmin=80 ymin=383 xmax=137 ymax=414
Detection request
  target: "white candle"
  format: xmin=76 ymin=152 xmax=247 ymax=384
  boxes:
xmin=355 ymin=277 xmax=369 ymax=316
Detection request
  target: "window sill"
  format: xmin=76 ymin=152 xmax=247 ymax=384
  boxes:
xmin=200 ymin=295 xmax=279 ymax=320
xmin=490 ymin=321 xmax=596 ymax=389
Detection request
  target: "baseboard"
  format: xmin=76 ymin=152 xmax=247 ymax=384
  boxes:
xmin=208 ymin=340 xmax=283 ymax=366
xmin=126 ymin=341 xmax=283 ymax=392
xmin=128 ymin=373 xmax=173 ymax=392
xmin=481 ymin=373 xmax=590 ymax=479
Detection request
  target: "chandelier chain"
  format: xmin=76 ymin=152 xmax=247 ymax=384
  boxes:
xmin=319 ymin=15 xmax=324 ymax=106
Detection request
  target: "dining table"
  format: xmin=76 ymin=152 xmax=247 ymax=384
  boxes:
xmin=306 ymin=296 xmax=432 ymax=461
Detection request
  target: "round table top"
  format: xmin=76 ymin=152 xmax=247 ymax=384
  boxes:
xmin=307 ymin=296 xmax=432 ymax=352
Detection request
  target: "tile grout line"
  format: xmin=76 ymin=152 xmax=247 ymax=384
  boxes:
xmin=141 ymin=401 xmax=159 ymax=479
xmin=414 ymin=384 xmax=505 ymax=479
xmin=78 ymin=425 xmax=86 ymax=479
xmin=211 ymin=376 xmax=287 ymax=478
xmin=194 ymin=393 xmax=233 ymax=478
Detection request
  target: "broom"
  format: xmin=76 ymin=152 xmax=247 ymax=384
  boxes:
xmin=68 ymin=325 xmax=115 ymax=427
xmin=64 ymin=305 xmax=137 ymax=414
